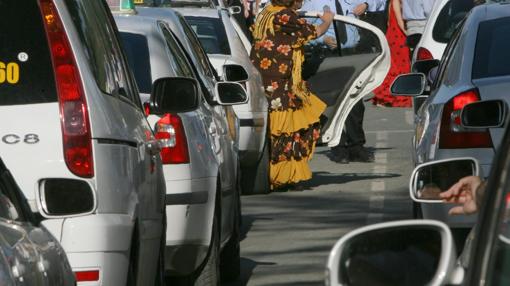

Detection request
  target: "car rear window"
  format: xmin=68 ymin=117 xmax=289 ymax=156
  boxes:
xmin=432 ymin=0 xmax=474 ymax=44
xmin=119 ymin=32 xmax=153 ymax=94
xmin=184 ymin=16 xmax=231 ymax=55
xmin=0 ymin=0 xmax=57 ymax=106
xmin=472 ymin=17 xmax=510 ymax=79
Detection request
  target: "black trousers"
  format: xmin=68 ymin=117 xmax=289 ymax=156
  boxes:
xmin=336 ymin=100 xmax=366 ymax=148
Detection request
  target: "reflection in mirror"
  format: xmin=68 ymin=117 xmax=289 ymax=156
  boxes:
xmin=339 ymin=227 xmax=441 ymax=286
xmin=414 ymin=159 xmax=477 ymax=201
xmin=461 ymin=100 xmax=506 ymax=129
xmin=217 ymin=82 xmax=248 ymax=105
xmin=390 ymin=73 xmax=426 ymax=96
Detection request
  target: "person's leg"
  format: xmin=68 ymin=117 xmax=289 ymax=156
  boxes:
xmin=347 ymin=101 xmax=374 ymax=162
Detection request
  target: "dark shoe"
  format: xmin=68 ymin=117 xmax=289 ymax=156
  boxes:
xmin=349 ymin=146 xmax=374 ymax=163
xmin=330 ymin=146 xmax=349 ymax=164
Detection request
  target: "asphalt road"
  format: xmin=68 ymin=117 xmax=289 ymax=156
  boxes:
xmin=225 ymin=103 xmax=416 ymax=286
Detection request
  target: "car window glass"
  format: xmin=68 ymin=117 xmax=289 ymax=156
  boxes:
xmin=185 ymin=16 xmax=231 ymax=55
xmin=160 ymin=26 xmax=195 ymax=78
xmin=0 ymin=0 xmax=57 ymax=106
xmin=119 ymin=32 xmax=153 ymax=94
xmin=432 ymin=0 xmax=474 ymax=44
xmin=472 ymin=17 xmax=510 ymax=79
xmin=64 ymin=0 xmax=137 ymax=103
xmin=178 ymin=16 xmax=216 ymax=79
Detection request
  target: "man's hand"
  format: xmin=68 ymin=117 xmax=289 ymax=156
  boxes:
xmin=439 ymin=176 xmax=483 ymax=215
xmin=320 ymin=10 xmax=335 ymax=23
xmin=353 ymin=3 xmax=368 ymax=16
xmin=324 ymin=36 xmax=337 ymax=49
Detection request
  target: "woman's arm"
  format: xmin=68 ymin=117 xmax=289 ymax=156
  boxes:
xmin=393 ymin=0 xmax=406 ymax=33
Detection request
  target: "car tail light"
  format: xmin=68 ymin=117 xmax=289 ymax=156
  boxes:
xmin=39 ymin=0 xmax=93 ymax=178
xmin=75 ymin=270 xmax=100 ymax=282
xmin=155 ymin=114 xmax=189 ymax=164
xmin=439 ymin=89 xmax=492 ymax=149
xmin=417 ymin=47 xmax=434 ymax=61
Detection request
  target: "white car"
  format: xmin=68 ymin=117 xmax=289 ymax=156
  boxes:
xmin=0 ymin=0 xmax=167 ymax=285
xmin=411 ymin=0 xmax=476 ymax=64
xmin=114 ymin=12 xmax=247 ymax=284
xmin=174 ymin=6 xmax=270 ymax=194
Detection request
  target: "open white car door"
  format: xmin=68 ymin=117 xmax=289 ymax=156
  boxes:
xmin=302 ymin=12 xmax=390 ymax=147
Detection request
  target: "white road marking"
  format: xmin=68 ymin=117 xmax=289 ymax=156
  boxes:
xmin=375 ymin=141 xmax=388 ymax=148
xmin=371 ymin=181 xmax=385 ymax=192
xmin=373 ymin=165 xmax=387 ymax=174
xmin=369 ymin=196 xmax=385 ymax=209
xmin=376 ymin=131 xmax=388 ymax=141
xmin=375 ymin=153 xmax=388 ymax=164
xmin=405 ymin=110 xmax=414 ymax=126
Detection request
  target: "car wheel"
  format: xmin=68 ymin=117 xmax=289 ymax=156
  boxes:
xmin=241 ymin=141 xmax=270 ymax=195
xmin=220 ymin=191 xmax=241 ymax=282
xmin=195 ymin=213 xmax=220 ymax=286
xmin=412 ymin=202 xmax=423 ymax=219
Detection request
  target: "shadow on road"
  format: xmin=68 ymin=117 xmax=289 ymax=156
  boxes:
xmin=223 ymin=258 xmax=277 ymax=286
xmin=303 ymin=171 xmax=401 ymax=188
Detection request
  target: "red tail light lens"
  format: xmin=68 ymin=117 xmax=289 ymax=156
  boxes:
xmin=75 ymin=270 xmax=100 ymax=282
xmin=439 ymin=89 xmax=492 ymax=149
xmin=39 ymin=0 xmax=93 ymax=178
xmin=417 ymin=47 xmax=434 ymax=61
xmin=155 ymin=114 xmax=189 ymax=164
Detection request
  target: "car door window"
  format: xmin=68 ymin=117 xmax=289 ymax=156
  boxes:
xmin=160 ymin=25 xmax=195 ymax=78
xmin=472 ymin=17 xmax=510 ymax=80
xmin=431 ymin=21 xmax=462 ymax=90
xmin=185 ymin=16 xmax=231 ymax=55
xmin=433 ymin=0 xmax=474 ymax=44
xmin=64 ymin=0 xmax=139 ymax=105
xmin=178 ymin=16 xmax=217 ymax=80
xmin=0 ymin=0 xmax=57 ymax=106
xmin=301 ymin=17 xmax=382 ymax=107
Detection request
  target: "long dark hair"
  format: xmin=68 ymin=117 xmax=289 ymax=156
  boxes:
xmin=270 ymin=0 xmax=296 ymax=8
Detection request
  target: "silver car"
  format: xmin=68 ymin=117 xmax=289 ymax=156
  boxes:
xmin=114 ymin=12 xmax=246 ymax=284
xmin=0 ymin=157 xmax=75 ymax=286
xmin=392 ymin=2 xmax=510 ymax=227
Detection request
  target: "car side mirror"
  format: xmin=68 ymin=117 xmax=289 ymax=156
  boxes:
xmin=326 ymin=220 xmax=462 ymax=286
xmin=391 ymin=73 xmax=426 ymax=96
xmin=461 ymin=100 xmax=507 ymax=129
xmin=150 ymin=77 xmax=200 ymax=114
xmin=215 ymin=82 xmax=248 ymax=105
xmin=224 ymin=64 xmax=249 ymax=82
xmin=410 ymin=158 xmax=479 ymax=202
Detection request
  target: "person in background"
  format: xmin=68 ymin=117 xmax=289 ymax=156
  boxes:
xmin=251 ymin=0 xmax=334 ymax=190
xmin=371 ymin=0 xmax=412 ymax=107
xmin=245 ymin=0 xmax=261 ymax=28
xmin=402 ymin=0 xmax=436 ymax=54
xmin=302 ymin=0 xmax=386 ymax=164
xmin=228 ymin=0 xmax=253 ymax=41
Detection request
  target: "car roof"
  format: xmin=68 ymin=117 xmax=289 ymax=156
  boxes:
xmin=172 ymin=7 xmax=221 ymax=18
xmin=114 ymin=14 xmax=162 ymax=35
xmin=469 ymin=1 xmax=510 ymax=22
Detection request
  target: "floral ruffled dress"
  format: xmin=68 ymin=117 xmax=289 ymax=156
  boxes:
xmin=250 ymin=5 xmax=326 ymax=190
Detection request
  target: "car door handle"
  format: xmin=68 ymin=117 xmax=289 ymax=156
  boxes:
xmin=146 ymin=141 xmax=161 ymax=156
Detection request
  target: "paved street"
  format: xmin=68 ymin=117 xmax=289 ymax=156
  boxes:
xmin=226 ymin=103 xmax=416 ymax=286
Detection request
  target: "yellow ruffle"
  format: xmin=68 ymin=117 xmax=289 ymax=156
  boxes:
xmin=269 ymin=94 xmax=326 ymax=136
xmin=270 ymin=158 xmax=313 ymax=189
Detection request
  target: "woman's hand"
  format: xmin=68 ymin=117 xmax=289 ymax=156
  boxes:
xmin=439 ymin=176 xmax=484 ymax=215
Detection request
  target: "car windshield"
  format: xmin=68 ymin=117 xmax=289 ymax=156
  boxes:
xmin=0 ymin=0 xmax=57 ymax=106
xmin=119 ymin=32 xmax=153 ymax=94
xmin=472 ymin=17 xmax=510 ymax=79
xmin=432 ymin=0 xmax=475 ymax=44
xmin=184 ymin=16 xmax=231 ymax=55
